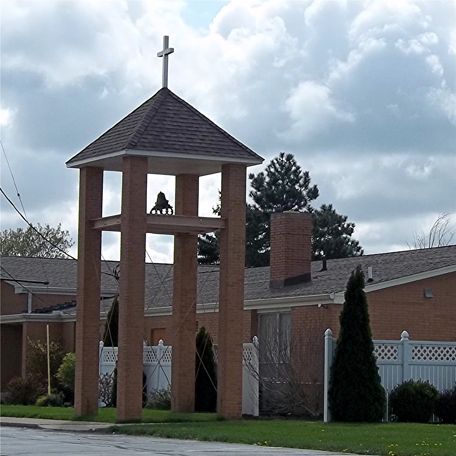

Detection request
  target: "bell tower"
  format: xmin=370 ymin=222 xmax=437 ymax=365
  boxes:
xmin=67 ymin=36 xmax=263 ymax=421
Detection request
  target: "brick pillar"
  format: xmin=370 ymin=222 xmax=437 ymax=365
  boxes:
xmin=74 ymin=166 xmax=103 ymax=416
xmin=218 ymin=164 xmax=246 ymax=418
xmin=117 ymin=156 xmax=147 ymax=422
xmin=171 ymin=174 xmax=199 ymax=412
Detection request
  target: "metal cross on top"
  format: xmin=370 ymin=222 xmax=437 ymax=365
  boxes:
xmin=157 ymin=35 xmax=174 ymax=88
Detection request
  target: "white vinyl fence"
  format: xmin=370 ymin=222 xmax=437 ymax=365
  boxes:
xmin=323 ymin=329 xmax=456 ymax=422
xmin=99 ymin=339 xmax=259 ymax=416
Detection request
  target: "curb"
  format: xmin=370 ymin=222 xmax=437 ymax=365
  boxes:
xmin=0 ymin=419 xmax=114 ymax=433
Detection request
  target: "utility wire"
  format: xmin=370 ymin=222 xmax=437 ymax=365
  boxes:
xmin=1 ymin=186 xmax=78 ymax=260
xmin=0 ymin=265 xmax=50 ymax=308
xmin=1 ymin=186 xmax=118 ymax=278
xmin=0 ymin=141 xmax=27 ymax=218
xmin=2 ymin=181 xmax=220 ymax=392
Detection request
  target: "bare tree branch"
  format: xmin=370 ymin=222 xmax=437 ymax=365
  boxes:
xmin=410 ymin=213 xmax=455 ymax=249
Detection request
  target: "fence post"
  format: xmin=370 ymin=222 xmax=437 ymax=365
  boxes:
xmin=157 ymin=339 xmax=164 ymax=391
xmin=98 ymin=341 xmax=104 ymax=407
xmin=401 ymin=331 xmax=411 ymax=382
xmin=252 ymin=336 xmax=259 ymax=417
xmin=98 ymin=340 xmax=104 ymax=375
xmin=323 ymin=328 xmax=333 ymax=423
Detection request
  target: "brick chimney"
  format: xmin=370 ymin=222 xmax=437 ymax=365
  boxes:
xmin=270 ymin=211 xmax=312 ymax=288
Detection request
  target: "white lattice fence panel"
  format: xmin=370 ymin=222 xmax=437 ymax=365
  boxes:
xmin=243 ymin=345 xmax=255 ymax=364
xmin=101 ymin=348 xmax=118 ymax=364
xmin=99 ymin=342 xmax=259 ymax=416
xmin=144 ymin=347 xmax=159 ymax=364
xmin=160 ymin=347 xmax=172 ymax=364
xmin=411 ymin=344 xmax=456 ymax=363
xmin=374 ymin=344 xmax=399 ymax=362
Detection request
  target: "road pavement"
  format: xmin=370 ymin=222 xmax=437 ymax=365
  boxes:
xmin=0 ymin=426 xmax=362 ymax=456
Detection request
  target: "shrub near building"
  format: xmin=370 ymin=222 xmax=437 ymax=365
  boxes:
xmin=435 ymin=386 xmax=456 ymax=423
xmin=329 ymin=266 xmax=385 ymax=422
xmin=389 ymin=380 xmax=439 ymax=423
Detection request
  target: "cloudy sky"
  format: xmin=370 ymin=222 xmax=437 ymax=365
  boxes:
xmin=1 ymin=0 xmax=455 ymax=263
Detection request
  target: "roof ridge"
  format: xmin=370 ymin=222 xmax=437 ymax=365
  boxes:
xmin=165 ymin=89 xmax=262 ymax=161
xmin=127 ymin=88 xmax=167 ymax=148
xmin=323 ymin=243 xmax=456 ymax=264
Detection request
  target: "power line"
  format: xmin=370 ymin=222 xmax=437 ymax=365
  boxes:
xmin=2 ymin=181 xmax=219 ymax=389
xmin=1 ymin=140 xmax=27 ymax=218
xmin=1 ymin=186 xmax=118 ymax=279
xmin=1 ymin=186 xmax=78 ymax=260
xmin=0 ymin=265 xmax=50 ymax=308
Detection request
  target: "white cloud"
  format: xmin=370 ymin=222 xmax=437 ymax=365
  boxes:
xmin=428 ymin=88 xmax=456 ymax=125
xmin=281 ymin=80 xmax=354 ymax=140
xmin=0 ymin=106 xmax=15 ymax=127
xmin=1 ymin=0 xmax=455 ymax=262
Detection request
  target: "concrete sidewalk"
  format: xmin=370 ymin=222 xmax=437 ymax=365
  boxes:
xmin=0 ymin=416 xmax=113 ymax=432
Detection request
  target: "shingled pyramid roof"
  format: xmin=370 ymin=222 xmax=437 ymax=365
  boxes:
xmin=66 ymin=88 xmax=263 ymax=175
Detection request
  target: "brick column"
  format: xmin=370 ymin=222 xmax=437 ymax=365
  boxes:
xmin=75 ymin=166 xmax=103 ymax=416
xmin=171 ymin=174 xmax=199 ymax=412
xmin=117 ymin=156 xmax=147 ymax=422
xmin=218 ymin=164 xmax=246 ymax=418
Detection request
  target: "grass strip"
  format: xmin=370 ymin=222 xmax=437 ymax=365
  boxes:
xmin=0 ymin=405 xmax=216 ymax=423
xmin=113 ymin=420 xmax=456 ymax=456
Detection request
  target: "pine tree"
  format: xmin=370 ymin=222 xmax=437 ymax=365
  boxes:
xmin=197 ymin=232 xmax=219 ymax=265
xmin=103 ymin=295 xmax=119 ymax=347
xmin=197 ymin=153 xmax=363 ymax=266
xmin=312 ymin=204 xmax=363 ymax=260
xmin=329 ymin=266 xmax=385 ymax=421
xmin=195 ymin=327 xmax=217 ymax=412
xmin=247 ymin=152 xmax=319 ymax=266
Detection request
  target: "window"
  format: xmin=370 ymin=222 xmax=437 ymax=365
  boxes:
xmin=258 ymin=312 xmax=291 ymax=378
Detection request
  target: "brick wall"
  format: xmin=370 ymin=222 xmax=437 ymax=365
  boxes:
xmin=368 ymin=272 xmax=456 ymax=341
xmin=1 ymin=324 xmax=22 ymax=388
xmin=290 ymin=271 xmax=456 ymax=413
xmin=2 ymin=271 xmax=453 ymax=402
xmin=0 ymin=281 xmax=76 ymax=315
xmin=291 ymin=305 xmax=340 ymax=412
xmin=0 ymin=282 xmax=26 ymax=315
xmin=142 ymin=310 xmax=255 ymax=346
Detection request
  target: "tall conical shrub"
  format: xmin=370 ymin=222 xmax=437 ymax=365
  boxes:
xmin=195 ymin=327 xmax=217 ymax=412
xmin=329 ymin=266 xmax=385 ymax=421
xmin=103 ymin=295 xmax=119 ymax=347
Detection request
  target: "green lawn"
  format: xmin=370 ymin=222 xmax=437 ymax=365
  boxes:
xmin=113 ymin=420 xmax=456 ymax=456
xmin=2 ymin=405 xmax=455 ymax=456
xmin=0 ymin=405 xmax=216 ymax=423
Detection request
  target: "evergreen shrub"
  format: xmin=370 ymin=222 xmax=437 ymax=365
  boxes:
xmin=329 ymin=266 xmax=385 ymax=422
xmin=195 ymin=327 xmax=217 ymax=412
xmin=103 ymin=295 xmax=119 ymax=347
xmin=389 ymin=380 xmax=439 ymax=422
xmin=435 ymin=386 xmax=456 ymax=423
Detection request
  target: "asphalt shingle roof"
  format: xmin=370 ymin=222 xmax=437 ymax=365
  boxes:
xmin=1 ymin=245 xmax=455 ymax=313
xmin=66 ymin=88 xmax=263 ymax=168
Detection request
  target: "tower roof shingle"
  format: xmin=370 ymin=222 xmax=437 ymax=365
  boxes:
xmin=66 ymin=88 xmax=263 ymax=175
